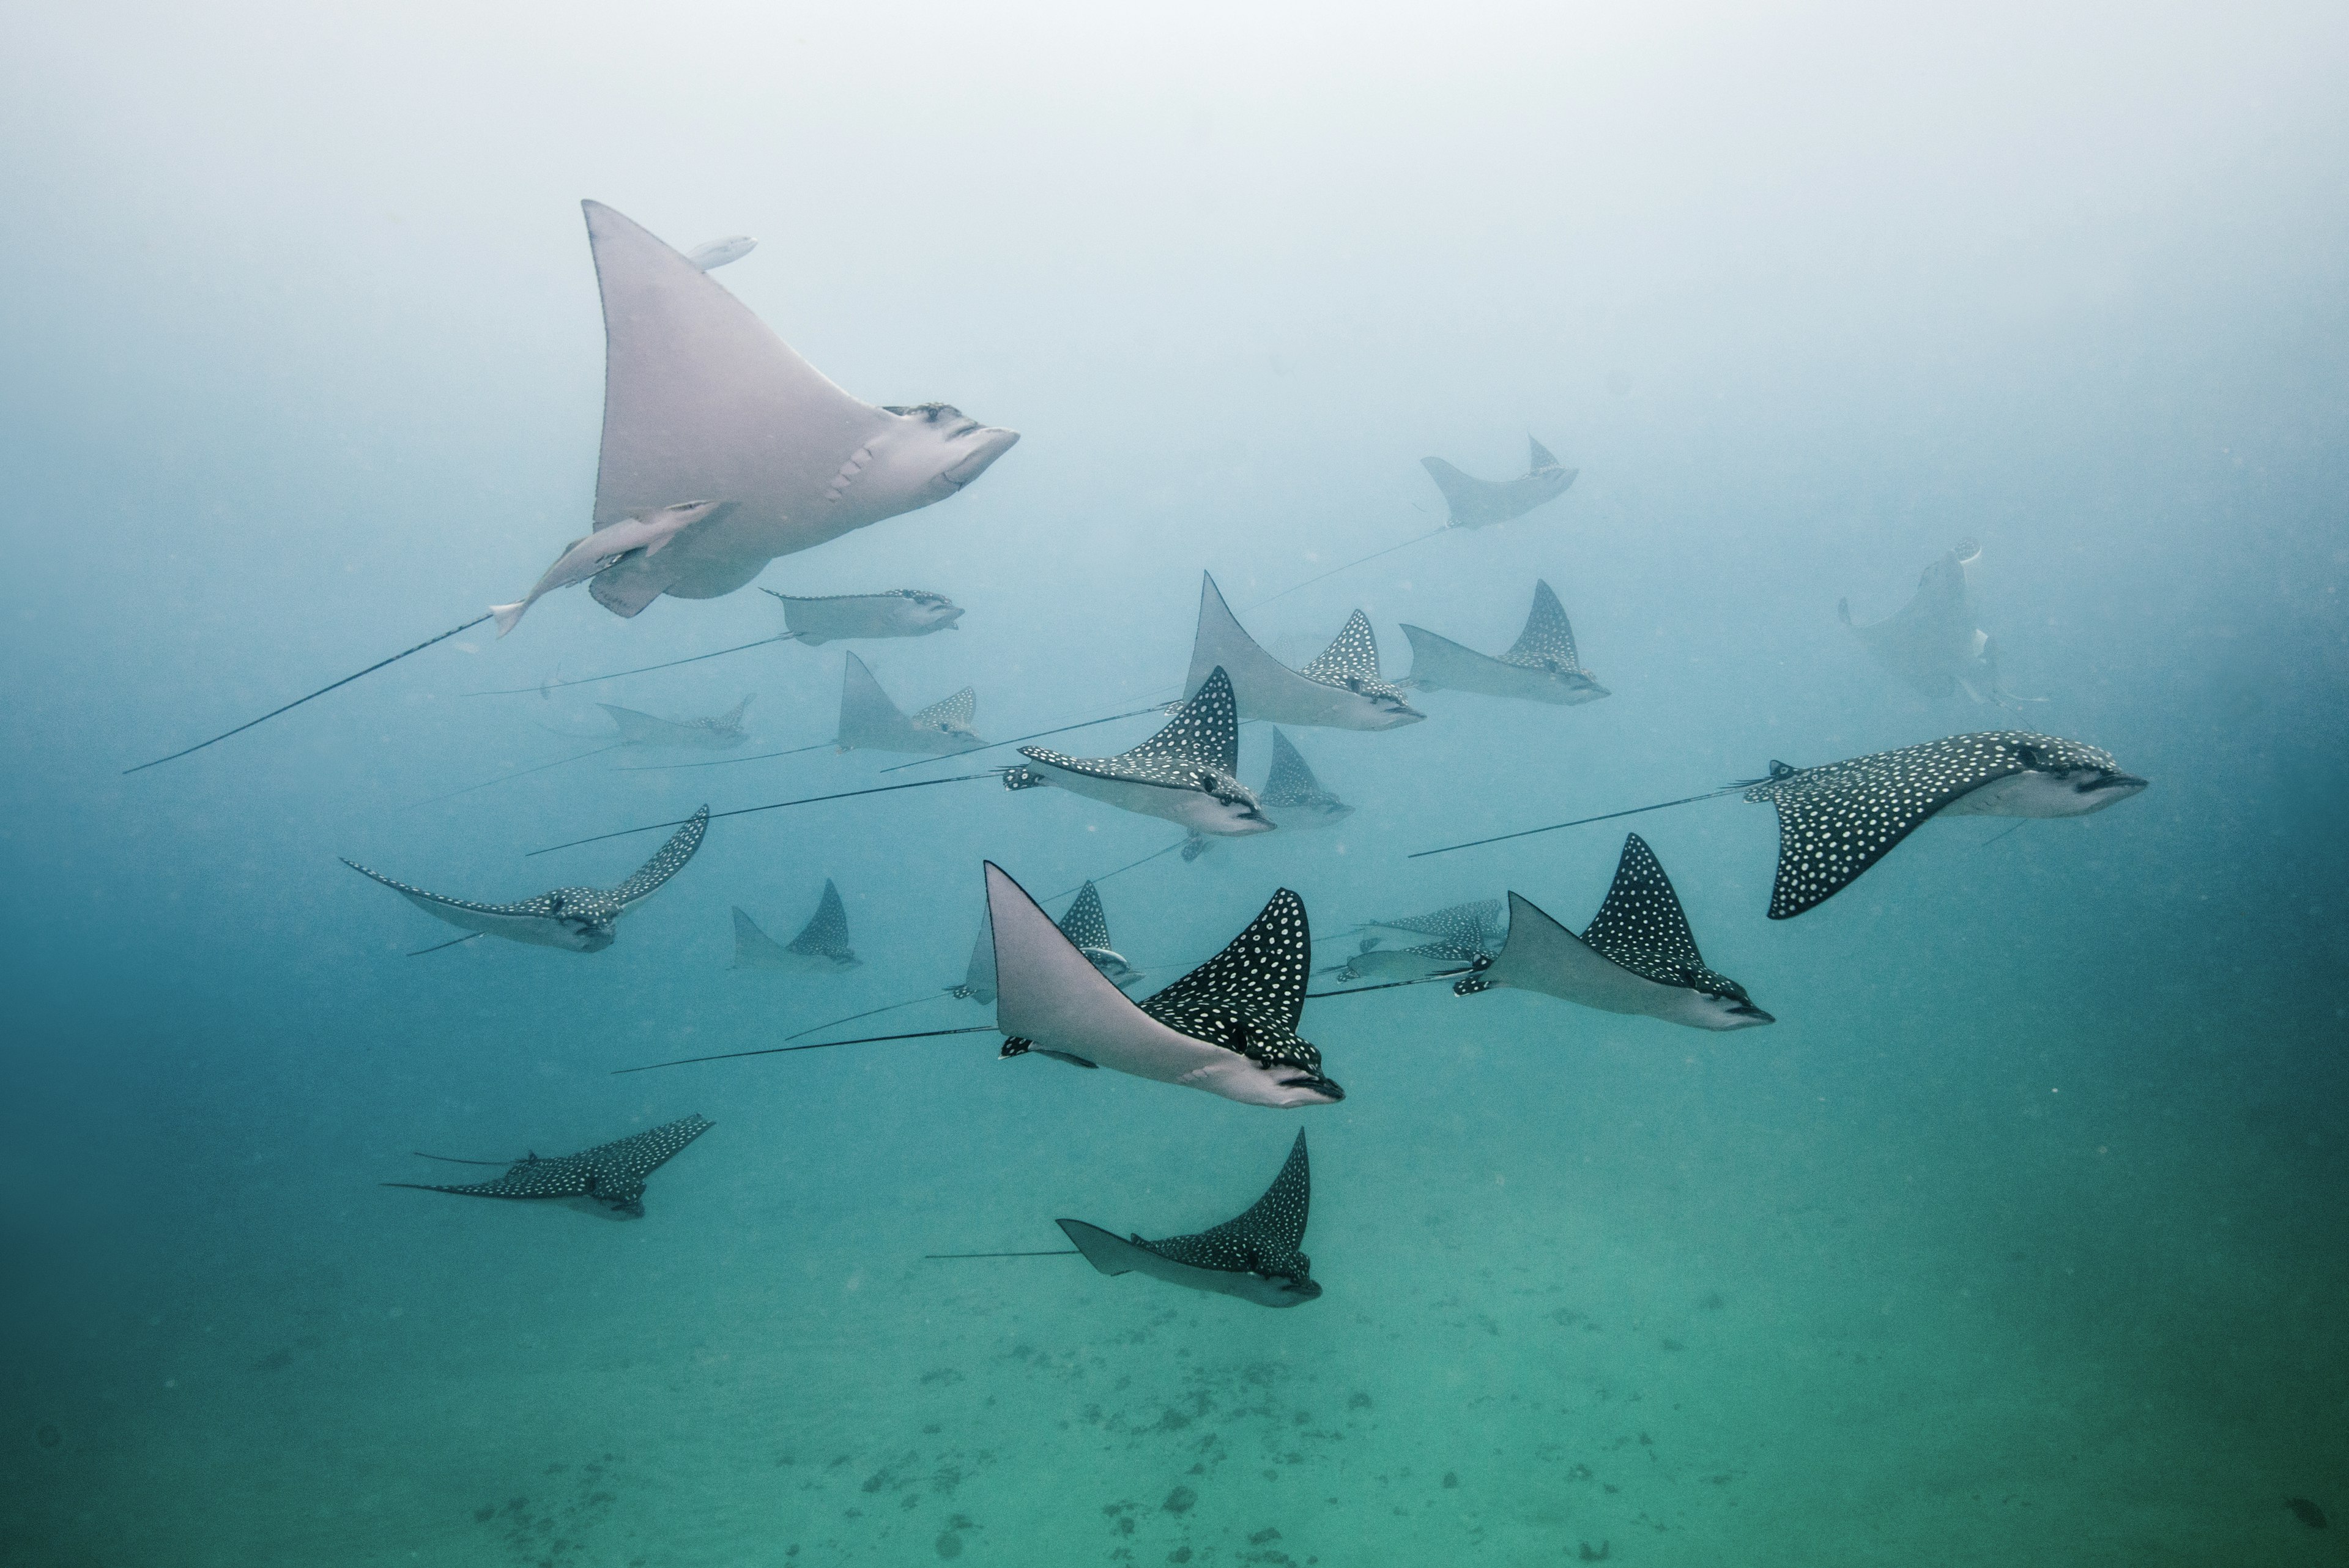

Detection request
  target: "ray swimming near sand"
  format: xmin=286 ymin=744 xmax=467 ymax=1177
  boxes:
xmin=387 ymin=1114 xmax=712 ymax=1219
xmin=614 ymin=861 xmax=1344 ymax=1108
xmin=928 ymin=1130 xmax=1321 ymax=1309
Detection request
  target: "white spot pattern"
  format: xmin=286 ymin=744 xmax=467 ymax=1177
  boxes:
xmin=786 ymin=877 xmax=858 ymax=962
xmin=1140 ymin=1129 xmax=1313 ymax=1285
xmin=1744 ymin=731 xmax=2125 ymax=918
xmin=1578 ymin=834 xmax=1751 ymax=1000
xmin=387 ymin=1113 xmax=713 ymax=1218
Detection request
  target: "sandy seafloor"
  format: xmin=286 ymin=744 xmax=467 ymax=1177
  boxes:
xmin=6 ymin=865 xmax=2342 ymax=1568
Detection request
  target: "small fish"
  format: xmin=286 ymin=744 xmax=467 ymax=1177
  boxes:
xmin=684 ymin=234 xmax=757 ymax=270
xmin=490 ymin=500 xmax=723 ymax=636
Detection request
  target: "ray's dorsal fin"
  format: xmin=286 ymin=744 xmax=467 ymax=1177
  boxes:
xmin=1146 ymin=1128 xmax=1311 ymax=1276
xmin=1499 ymin=580 xmax=1584 ymax=671
xmin=1140 ymin=889 xmax=1310 ymax=1041
xmin=611 ymin=807 xmax=710 ymax=907
xmin=1125 ymin=667 xmax=1241 ymax=775
xmin=1058 ymin=882 xmax=1113 ymax=953
xmin=789 ymin=879 xmax=855 ymax=958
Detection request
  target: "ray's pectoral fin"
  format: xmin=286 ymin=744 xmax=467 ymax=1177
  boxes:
xmin=588 ymin=552 xmax=683 ymax=619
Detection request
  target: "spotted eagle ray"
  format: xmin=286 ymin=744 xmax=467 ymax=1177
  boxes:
xmin=763 ymin=587 xmax=963 ymax=643
xmin=929 ymin=1131 xmax=1319 ymax=1309
xmin=1451 ymin=836 xmax=1773 ymax=1029
xmin=1261 ymin=728 xmax=1354 ymax=827
xmin=491 ymin=499 xmax=722 ymax=637
xmin=1742 ymin=732 xmax=2145 ymax=917
xmin=733 ymin=879 xmax=861 ymax=972
xmin=527 ymin=691 xmax=1250 ymax=862
xmin=577 ymin=199 xmax=1019 ymax=617
xmin=1401 ymin=580 xmax=1610 ymax=705
xmin=387 ymin=1113 xmax=712 ymax=1219
xmin=1414 ymin=731 xmax=2148 ymax=920
xmin=1004 ymin=667 xmax=1274 ymax=838
xmin=1178 ymin=727 xmax=1352 ymax=861
xmin=1422 ymin=436 xmax=1577 ymax=529
xmin=607 ymin=860 xmax=1341 ymax=1105
xmin=989 ymin=861 xmax=1341 ymax=1105
xmin=1319 ymin=898 xmax=1501 ymax=983
xmin=1839 ymin=540 xmax=2039 ymax=709
xmin=345 ymin=807 xmax=708 ymax=951
xmin=950 ymin=878 xmax=1141 ymax=1003
xmin=1184 ymin=573 xmax=1422 ymax=729
xmin=835 ymin=653 xmax=984 ymax=756
xmin=598 ymin=696 xmax=752 ymax=750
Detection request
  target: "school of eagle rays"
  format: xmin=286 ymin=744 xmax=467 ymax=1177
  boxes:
xmin=127 ymin=200 xmax=2150 ymax=1307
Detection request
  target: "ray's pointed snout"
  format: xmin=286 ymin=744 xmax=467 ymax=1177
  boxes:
xmin=942 ymin=425 xmax=1020 ymax=488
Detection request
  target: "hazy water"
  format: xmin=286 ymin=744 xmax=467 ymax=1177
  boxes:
xmin=5 ymin=6 xmax=2348 ymax=1566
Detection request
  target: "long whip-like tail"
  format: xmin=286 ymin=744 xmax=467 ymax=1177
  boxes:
xmin=528 ymin=771 xmax=1001 ymax=857
xmin=878 ymin=702 xmax=1176 ymax=775
xmin=1239 ymin=524 xmax=1450 ymax=612
xmin=406 ymin=932 xmax=486 ymax=957
xmin=408 ymin=743 xmax=625 ymax=808
xmin=1303 ymin=972 xmax=1472 ymax=999
xmin=611 ymin=1023 xmax=996 ymax=1076
xmin=923 ymin=1249 xmax=1081 ymax=1260
xmin=465 ymin=633 xmax=798 ymax=696
xmin=124 ymin=612 xmax=493 ymax=774
xmin=1408 ymin=782 xmax=1757 ymax=860
xmin=618 ymin=738 xmax=833 ymax=772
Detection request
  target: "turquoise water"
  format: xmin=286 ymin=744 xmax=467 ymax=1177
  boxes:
xmin=5 ymin=9 xmax=2347 ymax=1566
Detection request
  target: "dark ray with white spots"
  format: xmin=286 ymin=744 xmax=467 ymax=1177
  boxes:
xmin=385 ymin=1113 xmax=713 ymax=1219
xmin=1420 ymin=435 xmax=1577 ymax=529
xmin=1054 ymin=1130 xmax=1319 ymax=1307
xmin=346 ymin=807 xmax=708 ymax=952
xmin=1745 ymin=730 xmax=2148 ymax=918
xmin=1452 ymin=836 xmax=1773 ymax=1030
xmin=1004 ymin=667 xmax=1274 ymax=839
xmin=1401 ymin=580 xmax=1610 ymax=706
xmin=1183 ymin=573 xmax=1423 ymax=730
